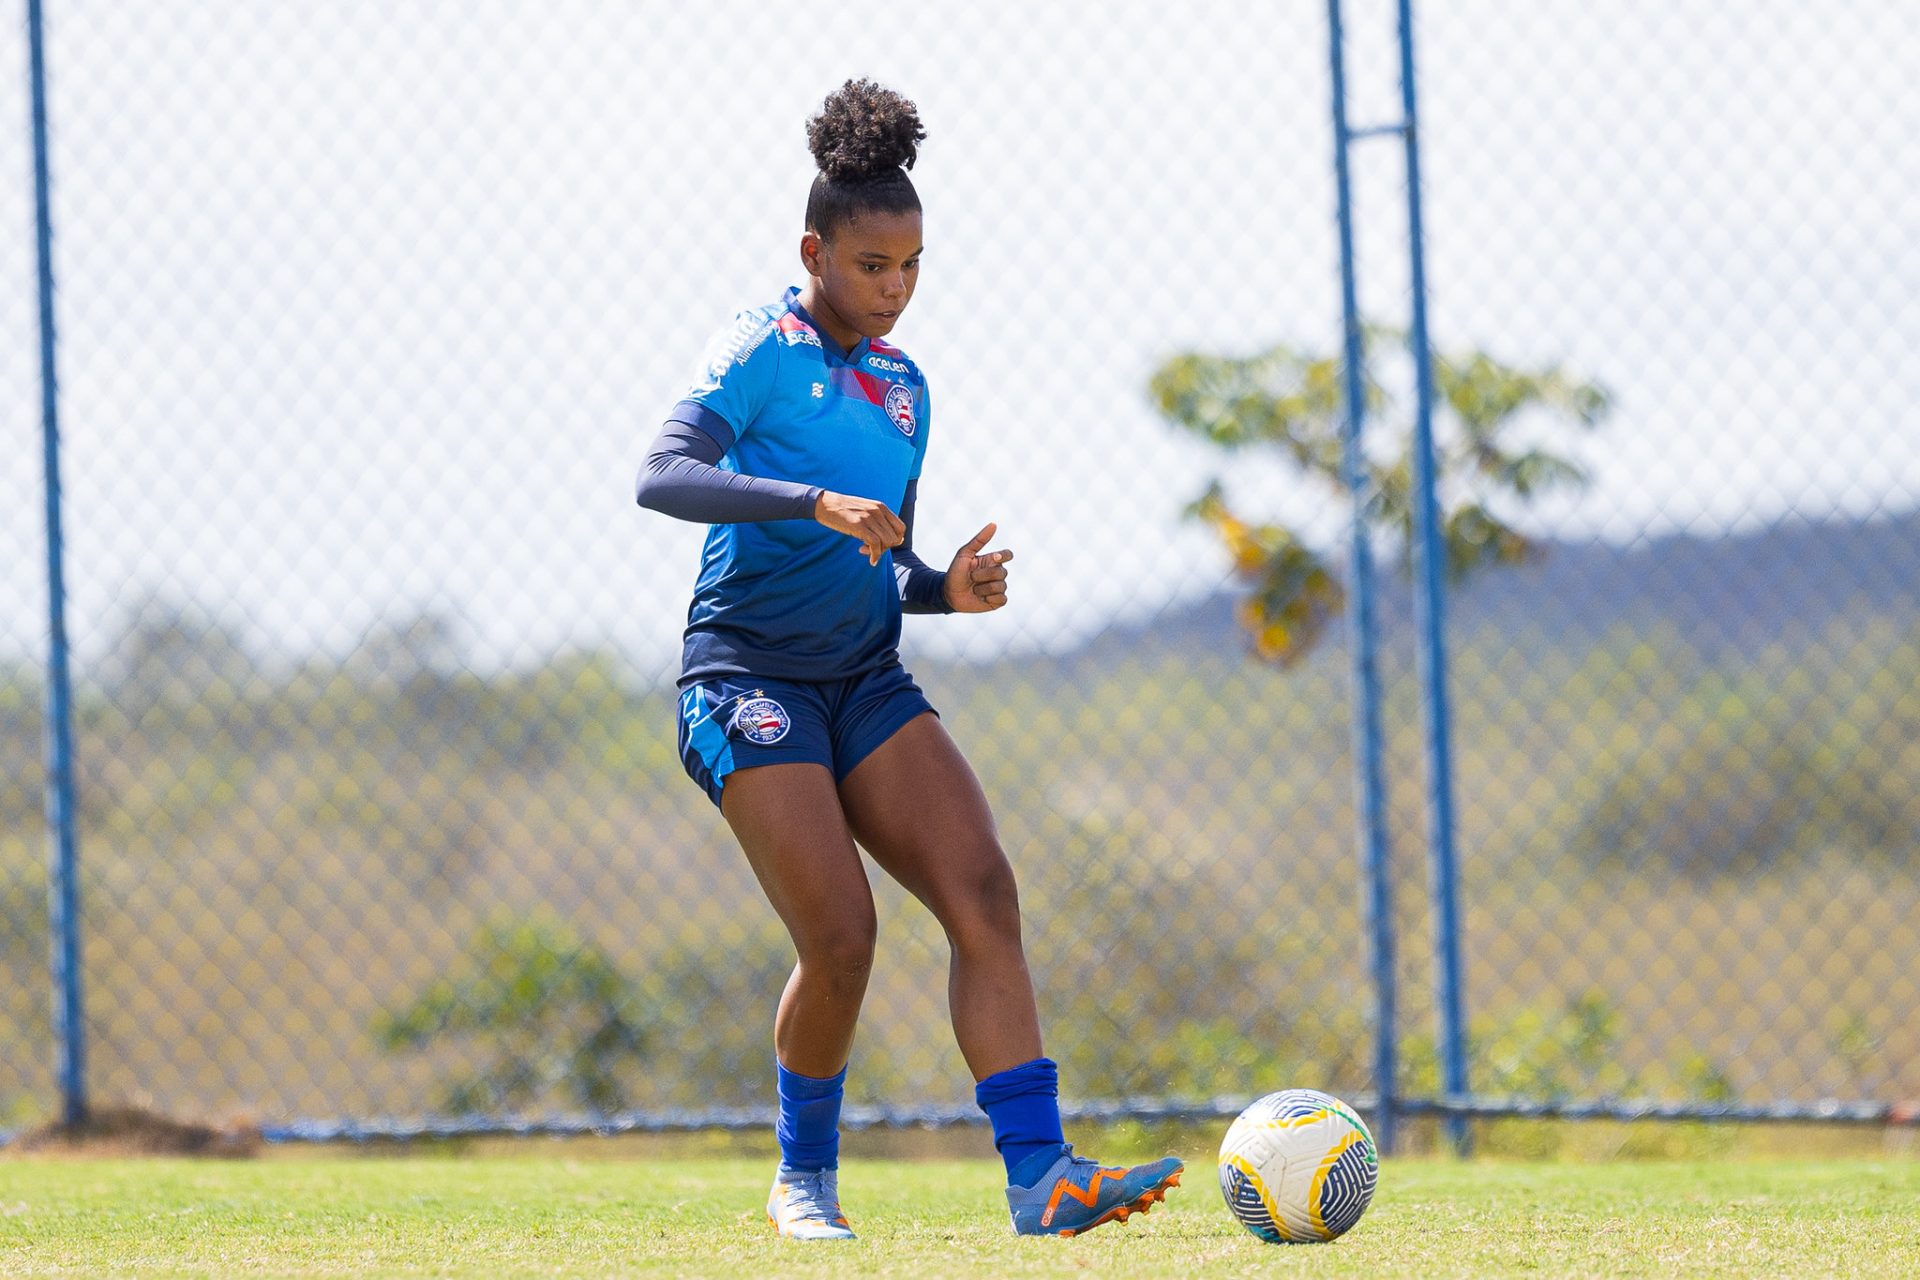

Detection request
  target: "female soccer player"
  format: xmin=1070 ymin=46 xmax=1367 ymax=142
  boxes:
xmin=636 ymin=80 xmax=1182 ymax=1240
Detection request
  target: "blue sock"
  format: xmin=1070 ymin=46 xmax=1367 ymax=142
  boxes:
xmin=775 ymin=1060 xmax=846 ymax=1172
xmin=975 ymin=1057 xmax=1067 ymax=1184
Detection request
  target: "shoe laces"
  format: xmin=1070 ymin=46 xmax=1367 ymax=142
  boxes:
xmin=1058 ymin=1144 xmax=1110 ymax=1181
xmin=779 ymin=1168 xmax=842 ymax=1221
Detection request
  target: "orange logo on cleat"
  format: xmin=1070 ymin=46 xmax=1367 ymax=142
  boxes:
xmin=1039 ymin=1167 xmax=1129 ymax=1227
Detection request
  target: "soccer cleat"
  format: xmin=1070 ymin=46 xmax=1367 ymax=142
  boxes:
xmin=766 ymin=1166 xmax=857 ymax=1241
xmin=1005 ymin=1145 xmax=1184 ymax=1237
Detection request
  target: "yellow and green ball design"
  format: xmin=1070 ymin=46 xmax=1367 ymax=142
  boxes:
xmin=1217 ymin=1088 xmax=1378 ymax=1243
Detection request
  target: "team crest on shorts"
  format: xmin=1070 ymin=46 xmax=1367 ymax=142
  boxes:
xmin=733 ymin=696 xmax=791 ymax=745
xmin=884 ymin=383 xmax=916 ymax=438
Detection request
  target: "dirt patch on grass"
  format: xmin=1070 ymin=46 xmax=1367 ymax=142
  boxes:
xmin=7 ymin=1105 xmax=261 ymax=1158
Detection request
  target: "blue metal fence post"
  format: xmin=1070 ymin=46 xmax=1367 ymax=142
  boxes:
xmin=1325 ymin=0 xmax=1397 ymax=1156
xmin=26 ymin=0 xmax=89 ymax=1130
xmin=1393 ymin=0 xmax=1470 ymax=1155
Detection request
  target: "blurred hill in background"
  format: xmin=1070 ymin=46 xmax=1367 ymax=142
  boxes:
xmin=1065 ymin=508 xmax=1920 ymax=671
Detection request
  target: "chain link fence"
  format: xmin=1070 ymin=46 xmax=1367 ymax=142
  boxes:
xmin=3 ymin=1 xmax=1915 ymax=1143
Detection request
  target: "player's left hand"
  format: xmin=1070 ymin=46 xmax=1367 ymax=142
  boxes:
xmin=945 ymin=522 xmax=1013 ymax=613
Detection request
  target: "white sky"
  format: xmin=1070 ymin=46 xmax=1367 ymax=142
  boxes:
xmin=1 ymin=1 xmax=1915 ymax=674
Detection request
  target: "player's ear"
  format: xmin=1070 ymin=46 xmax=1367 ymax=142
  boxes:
xmin=800 ymin=230 xmax=825 ymax=277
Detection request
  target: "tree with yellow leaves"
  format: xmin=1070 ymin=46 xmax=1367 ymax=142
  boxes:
xmin=1150 ymin=328 xmax=1610 ymax=663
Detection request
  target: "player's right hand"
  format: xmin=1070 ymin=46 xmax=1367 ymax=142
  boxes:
xmin=814 ymin=491 xmax=905 ymax=566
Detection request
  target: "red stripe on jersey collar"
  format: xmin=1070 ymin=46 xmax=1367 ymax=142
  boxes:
xmin=783 ymin=287 xmax=869 ymax=365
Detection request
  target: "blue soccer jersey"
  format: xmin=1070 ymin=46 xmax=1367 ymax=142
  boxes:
xmin=665 ymin=287 xmax=931 ymax=685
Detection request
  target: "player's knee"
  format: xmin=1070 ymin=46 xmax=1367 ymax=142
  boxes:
xmin=950 ymin=850 xmax=1023 ymax=950
xmin=800 ymin=915 xmax=877 ymax=990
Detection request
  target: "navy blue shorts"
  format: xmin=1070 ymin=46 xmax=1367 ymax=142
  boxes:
xmin=676 ymin=663 xmax=935 ymax=808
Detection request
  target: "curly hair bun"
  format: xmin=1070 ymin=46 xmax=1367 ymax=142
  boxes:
xmin=806 ymin=79 xmax=926 ymax=183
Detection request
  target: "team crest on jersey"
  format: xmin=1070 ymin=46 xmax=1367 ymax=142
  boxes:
xmin=733 ymin=696 xmax=791 ymax=745
xmin=884 ymin=383 xmax=917 ymax=438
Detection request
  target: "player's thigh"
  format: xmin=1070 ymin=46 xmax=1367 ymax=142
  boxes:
xmin=721 ymin=761 xmax=877 ymax=955
xmin=835 ymin=713 xmax=1017 ymax=928
xmin=678 ymin=677 xmax=876 ymax=951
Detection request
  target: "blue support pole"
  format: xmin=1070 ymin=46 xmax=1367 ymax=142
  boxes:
xmin=1393 ymin=0 xmax=1470 ymax=1154
xmin=1325 ymin=0 xmax=1397 ymax=1156
xmin=26 ymin=0 xmax=89 ymax=1129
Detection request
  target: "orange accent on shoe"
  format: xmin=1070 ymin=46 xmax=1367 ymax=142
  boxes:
xmin=1049 ymin=1167 xmax=1182 ymax=1237
xmin=1041 ymin=1165 xmax=1131 ymax=1225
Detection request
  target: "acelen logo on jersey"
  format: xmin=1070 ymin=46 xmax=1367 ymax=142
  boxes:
xmin=884 ymin=383 xmax=916 ymax=438
xmin=866 ymin=354 xmax=910 ymax=374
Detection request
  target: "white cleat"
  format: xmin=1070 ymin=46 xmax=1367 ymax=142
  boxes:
xmin=767 ymin=1166 xmax=857 ymax=1241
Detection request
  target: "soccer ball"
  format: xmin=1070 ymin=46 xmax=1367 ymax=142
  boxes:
xmin=1217 ymin=1088 xmax=1378 ymax=1243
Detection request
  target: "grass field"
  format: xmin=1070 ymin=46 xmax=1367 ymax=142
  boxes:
xmin=4 ymin=1154 xmax=1918 ymax=1277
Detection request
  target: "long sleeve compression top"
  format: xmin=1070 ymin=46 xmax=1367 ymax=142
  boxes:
xmin=637 ymin=421 xmax=952 ymax=614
